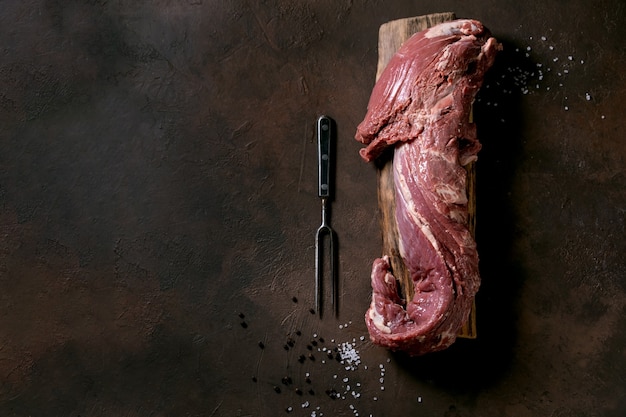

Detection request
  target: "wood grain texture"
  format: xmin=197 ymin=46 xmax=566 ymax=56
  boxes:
xmin=375 ymin=12 xmax=477 ymax=339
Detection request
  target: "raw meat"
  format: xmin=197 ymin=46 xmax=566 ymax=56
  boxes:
xmin=355 ymin=19 xmax=500 ymax=355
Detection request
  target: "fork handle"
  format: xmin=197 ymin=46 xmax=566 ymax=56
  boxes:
xmin=317 ymin=115 xmax=332 ymax=198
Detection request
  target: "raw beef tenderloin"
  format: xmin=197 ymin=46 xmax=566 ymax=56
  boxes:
xmin=355 ymin=19 xmax=500 ymax=355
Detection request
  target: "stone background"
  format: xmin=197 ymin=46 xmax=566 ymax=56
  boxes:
xmin=1 ymin=1 xmax=624 ymax=416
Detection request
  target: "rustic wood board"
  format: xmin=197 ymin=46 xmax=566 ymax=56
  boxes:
xmin=375 ymin=12 xmax=478 ymax=339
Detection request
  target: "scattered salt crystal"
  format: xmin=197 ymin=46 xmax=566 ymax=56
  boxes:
xmin=343 ymin=377 xmax=349 ymax=382
xmin=302 ymin=401 xmax=310 ymax=408
xmin=601 ymin=115 xmax=605 ymax=119
xmin=568 ymin=55 xmax=573 ymax=60
xmin=553 ymin=57 xmax=558 ymax=62
xmin=379 ymin=378 xmax=384 ymax=383
xmin=380 ymin=386 xmax=385 ymax=391
xmin=564 ymin=106 xmax=569 ymax=111
xmin=585 ymin=92 xmax=591 ymax=101
xmin=360 ymin=336 xmax=365 ymax=341
xmin=418 ymin=396 xmax=423 ymax=403
xmin=541 ymin=36 xmax=547 ymax=41
xmin=580 ymin=60 xmax=585 ymax=64
xmin=339 ymin=325 xmax=343 ymax=329
xmin=373 ymin=397 xmax=378 ymax=401
xmin=526 ymin=46 xmax=531 ymax=51
xmin=549 ymin=45 xmax=554 ymax=50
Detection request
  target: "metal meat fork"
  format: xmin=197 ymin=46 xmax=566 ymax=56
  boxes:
xmin=315 ymin=115 xmax=337 ymax=318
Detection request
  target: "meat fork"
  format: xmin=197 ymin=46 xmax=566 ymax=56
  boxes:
xmin=315 ymin=115 xmax=337 ymax=318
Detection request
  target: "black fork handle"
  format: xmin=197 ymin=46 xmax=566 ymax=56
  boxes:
xmin=317 ymin=116 xmax=332 ymax=198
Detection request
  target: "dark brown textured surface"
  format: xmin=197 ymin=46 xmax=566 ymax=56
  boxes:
xmin=0 ymin=1 xmax=625 ymax=416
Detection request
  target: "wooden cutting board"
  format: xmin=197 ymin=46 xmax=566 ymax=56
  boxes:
xmin=375 ymin=12 xmax=477 ymax=339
